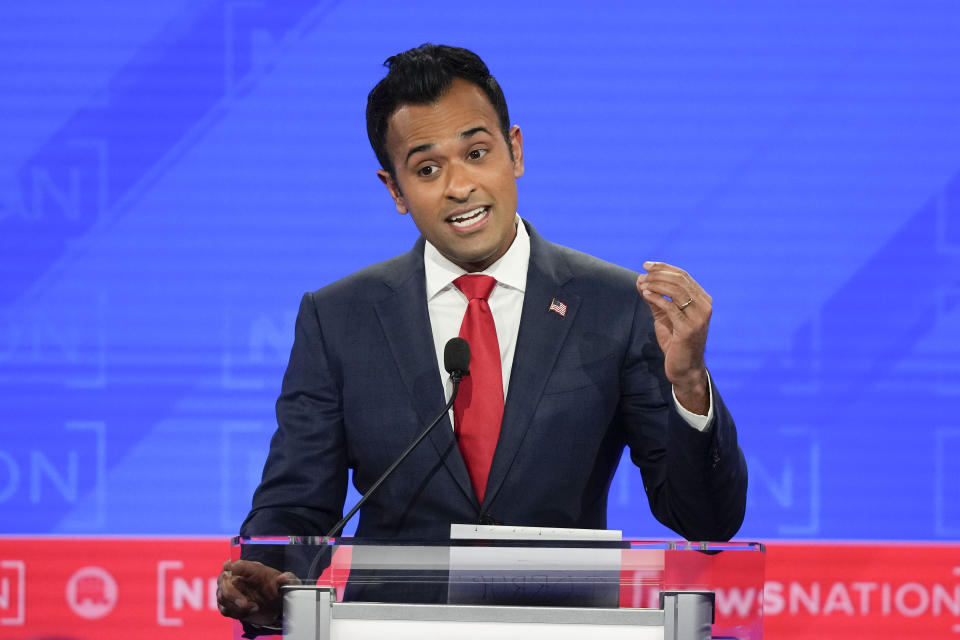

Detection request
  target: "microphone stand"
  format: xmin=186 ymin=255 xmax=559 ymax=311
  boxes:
xmin=305 ymin=373 xmax=464 ymax=581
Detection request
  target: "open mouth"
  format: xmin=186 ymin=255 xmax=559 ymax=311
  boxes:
xmin=447 ymin=206 xmax=489 ymax=228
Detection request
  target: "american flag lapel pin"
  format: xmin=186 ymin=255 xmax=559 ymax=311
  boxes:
xmin=548 ymin=298 xmax=567 ymax=317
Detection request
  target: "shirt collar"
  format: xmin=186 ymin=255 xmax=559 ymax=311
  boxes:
xmin=424 ymin=215 xmax=530 ymax=299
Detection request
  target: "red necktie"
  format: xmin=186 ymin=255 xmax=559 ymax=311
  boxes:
xmin=452 ymin=275 xmax=504 ymax=502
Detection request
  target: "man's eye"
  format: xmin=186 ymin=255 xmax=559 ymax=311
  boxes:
xmin=468 ymin=149 xmax=488 ymax=160
xmin=418 ymin=165 xmax=438 ymax=177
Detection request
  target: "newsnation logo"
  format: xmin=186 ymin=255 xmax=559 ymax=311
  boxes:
xmin=0 ymin=539 xmax=957 ymax=639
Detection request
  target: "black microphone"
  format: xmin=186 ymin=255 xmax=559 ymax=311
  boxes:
xmin=305 ymin=338 xmax=470 ymax=578
xmin=443 ymin=336 xmax=470 ymax=382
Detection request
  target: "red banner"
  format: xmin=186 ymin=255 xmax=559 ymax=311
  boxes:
xmin=1 ymin=537 xmax=959 ymax=639
xmin=763 ymin=542 xmax=960 ymax=639
xmin=0 ymin=538 xmax=236 ymax=640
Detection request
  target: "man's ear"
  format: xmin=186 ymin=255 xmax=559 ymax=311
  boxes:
xmin=377 ymin=169 xmax=408 ymax=214
xmin=509 ymin=125 xmax=524 ymax=178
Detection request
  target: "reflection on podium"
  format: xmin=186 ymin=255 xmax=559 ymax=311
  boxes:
xmin=232 ymin=534 xmax=765 ymax=640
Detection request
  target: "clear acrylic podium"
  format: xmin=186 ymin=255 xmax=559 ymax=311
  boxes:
xmin=231 ymin=536 xmax=764 ymax=640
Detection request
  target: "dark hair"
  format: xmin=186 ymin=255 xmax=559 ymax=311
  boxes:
xmin=366 ymin=43 xmax=511 ymax=176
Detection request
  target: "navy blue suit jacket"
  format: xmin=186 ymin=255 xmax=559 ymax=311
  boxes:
xmin=241 ymin=221 xmax=747 ymax=542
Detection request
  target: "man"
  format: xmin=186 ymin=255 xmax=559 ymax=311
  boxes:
xmin=218 ymin=43 xmax=747 ymax=631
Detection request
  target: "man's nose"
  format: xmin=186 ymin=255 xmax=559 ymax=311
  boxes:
xmin=444 ymin=162 xmax=476 ymax=201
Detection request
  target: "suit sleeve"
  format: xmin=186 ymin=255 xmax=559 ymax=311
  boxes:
xmin=619 ymin=295 xmax=747 ymax=542
xmin=240 ymin=291 xmax=348 ymax=536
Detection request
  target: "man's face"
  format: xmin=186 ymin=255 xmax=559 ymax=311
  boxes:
xmin=377 ymin=78 xmax=524 ymax=273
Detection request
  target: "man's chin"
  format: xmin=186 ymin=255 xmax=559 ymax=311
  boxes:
xmin=441 ymin=247 xmax=501 ymax=273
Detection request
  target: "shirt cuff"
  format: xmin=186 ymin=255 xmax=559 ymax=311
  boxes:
xmin=671 ymin=371 xmax=714 ymax=432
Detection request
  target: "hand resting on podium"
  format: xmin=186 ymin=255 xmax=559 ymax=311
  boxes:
xmin=217 ymin=559 xmax=298 ymax=629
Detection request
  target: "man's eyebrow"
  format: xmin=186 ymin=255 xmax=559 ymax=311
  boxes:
xmin=405 ymin=142 xmax=434 ymax=164
xmin=404 ymin=127 xmax=492 ymax=164
xmin=460 ymin=126 xmax=492 ymax=139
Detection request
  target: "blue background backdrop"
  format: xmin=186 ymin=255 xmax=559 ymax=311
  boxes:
xmin=1 ymin=0 xmax=959 ymax=541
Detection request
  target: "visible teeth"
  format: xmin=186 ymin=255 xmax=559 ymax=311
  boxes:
xmin=449 ymin=207 xmax=487 ymax=227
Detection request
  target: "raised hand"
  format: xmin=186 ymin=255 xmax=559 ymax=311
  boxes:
xmin=636 ymin=261 xmax=712 ymax=414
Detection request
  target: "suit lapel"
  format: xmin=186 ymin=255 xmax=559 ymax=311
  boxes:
xmin=373 ymin=242 xmax=476 ymax=506
xmin=482 ymin=225 xmax=581 ymax=511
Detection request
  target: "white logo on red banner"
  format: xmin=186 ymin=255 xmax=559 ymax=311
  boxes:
xmin=66 ymin=566 xmax=118 ymax=619
xmin=157 ymin=560 xmax=219 ymax=626
xmin=0 ymin=560 xmax=26 ymax=626
xmin=765 ymin=579 xmax=960 ymax=618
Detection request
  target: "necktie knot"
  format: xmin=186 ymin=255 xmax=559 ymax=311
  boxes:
xmin=454 ymin=274 xmax=497 ymax=301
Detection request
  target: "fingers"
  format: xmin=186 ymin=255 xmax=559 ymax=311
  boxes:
xmin=224 ymin=559 xmax=268 ymax=579
xmin=217 ymin=560 xmax=286 ymax=626
xmin=635 ymin=261 xmax=713 ymax=389
xmin=217 ymin=560 xmax=275 ymax=619
xmin=277 ymin=571 xmax=302 ymax=587
xmin=636 ymin=261 xmax=712 ymax=319
xmin=638 ymin=262 xmax=702 ymax=302
xmin=217 ymin=569 xmax=260 ymax=618
xmin=639 ymin=284 xmax=684 ymax=325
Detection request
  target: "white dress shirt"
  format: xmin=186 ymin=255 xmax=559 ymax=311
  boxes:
xmin=423 ymin=217 xmax=713 ymax=431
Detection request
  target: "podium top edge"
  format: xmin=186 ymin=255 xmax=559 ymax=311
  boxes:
xmin=230 ymin=536 xmax=765 ymax=552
